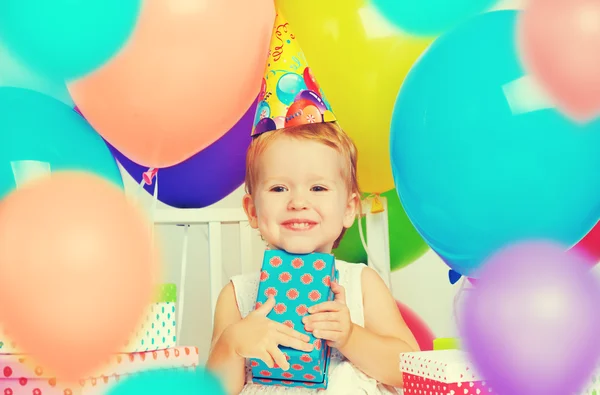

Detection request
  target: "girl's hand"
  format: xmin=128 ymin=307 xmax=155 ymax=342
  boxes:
xmin=225 ymin=296 xmax=314 ymax=370
xmin=303 ymin=281 xmax=354 ymax=349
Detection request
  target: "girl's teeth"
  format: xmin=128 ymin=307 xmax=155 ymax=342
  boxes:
xmin=291 ymin=223 xmax=310 ymax=228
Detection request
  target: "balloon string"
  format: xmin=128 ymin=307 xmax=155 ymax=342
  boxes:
xmin=357 ymin=197 xmax=383 ymax=280
xmin=453 ymin=275 xmax=468 ymax=337
xmin=150 ymin=171 xmax=158 ymax=244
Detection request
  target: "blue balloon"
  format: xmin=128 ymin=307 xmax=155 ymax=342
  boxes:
xmin=106 ymin=367 xmax=226 ymax=395
xmin=371 ymin=0 xmax=498 ymax=36
xmin=0 ymin=0 xmax=141 ymax=80
xmin=255 ymin=100 xmax=271 ymax=126
xmin=0 ymin=87 xmax=123 ymax=200
xmin=0 ymin=39 xmax=73 ymax=107
xmin=276 ymin=72 xmax=307 ymax=105
xmin=390 ymin=10 xmax=600 ymax=277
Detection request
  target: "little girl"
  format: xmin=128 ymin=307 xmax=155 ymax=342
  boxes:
xmin=206 ymin=14 xmax=419 ymax=394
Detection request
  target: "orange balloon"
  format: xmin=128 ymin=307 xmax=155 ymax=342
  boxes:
xmin=0 ymin=171 xmax=159 ymax=381
xmin=68 ymin=0 xmax=275 ymax=168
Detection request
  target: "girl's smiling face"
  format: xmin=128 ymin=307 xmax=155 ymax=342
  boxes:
xmin=243 ymin=135 xmax=358 ymax=254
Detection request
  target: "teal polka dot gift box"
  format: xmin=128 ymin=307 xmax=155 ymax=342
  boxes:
xmin=0 ymin=283 xmax=179 ymax=354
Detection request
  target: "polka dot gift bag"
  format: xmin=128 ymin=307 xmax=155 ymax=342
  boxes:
xmin=399 ymin=350 xmax=492 ymax=395
xmin=250 ymin=250 xmax=338 ymax=390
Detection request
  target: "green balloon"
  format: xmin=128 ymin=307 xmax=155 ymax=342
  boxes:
xmin=333 ymin=189 xmax=429 ymax=271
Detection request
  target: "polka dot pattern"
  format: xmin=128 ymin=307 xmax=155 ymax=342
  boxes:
xmin=0 ymin=346 xmax=198 ymax=380
xmin=123 ymin=302 xmax=177 ymax=352
xmin=0 ymin=364 xmax=199 ymax=394
xmin=403 ymin=373 xmax=493 ymax=395
xmin=400 ymin=350 xmax=484 ymax=383
xmin=250 ymin=251 xmax=337 ymax=390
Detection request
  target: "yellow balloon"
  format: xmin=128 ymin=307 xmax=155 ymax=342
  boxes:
xmin=277 ymin=0 xmax=434 ymax=193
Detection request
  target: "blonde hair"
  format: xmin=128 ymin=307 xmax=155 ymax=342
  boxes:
xmin=245 ymin=121 xmax=361 ymax=248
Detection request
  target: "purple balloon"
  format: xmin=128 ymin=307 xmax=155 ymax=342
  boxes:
xmin=109 ymin=100 xmax=256 ymax=208
xmin=294 ymin=89 xmax=327 ymax=112
xmin=459 ymin=241 xmax=600 ymax=395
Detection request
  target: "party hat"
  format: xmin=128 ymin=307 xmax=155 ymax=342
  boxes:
xmin=251 ymin=12 xmax=336 ymax=137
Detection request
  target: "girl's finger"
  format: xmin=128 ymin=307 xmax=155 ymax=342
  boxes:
xmin=268 ymin=345 xmax=290 ymax=371
xmin=275 ymin=332 xmax=315 ymax=353
xmin=305 ymin=311 xmax=338 ymax=323
xmin=313 ymin=329 xmax=340 ymax=342
xmin=258 ymin=350 xmax=275 ymax=369
xmin=308 ymin=301 xmax=342 ymax=314
xmin=306 ymin=320 xmax=341 ymax=332
xmin=276 ymin=322 xmax=311 ymax=342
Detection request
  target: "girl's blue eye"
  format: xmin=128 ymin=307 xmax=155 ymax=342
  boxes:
xmin=271 ymin=186 xmax=287 ymax=192
xmin=311 ymin=186 xmax=327 ymax=192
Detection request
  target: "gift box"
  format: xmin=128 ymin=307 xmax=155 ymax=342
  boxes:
xmin=250 ymin=250 xmax=338 ymax=390
xmin=400 ymin=350 xmax=492 ymax=395
xmin=123 ymin=284 xmax=178 ymax=353
xmin=0 ymin=284 xmax=178 ymax=354
xmin=0 ymin=346 xmax=198 ymax=380
xmin=0 ymin=366 xmax=199 ymax=395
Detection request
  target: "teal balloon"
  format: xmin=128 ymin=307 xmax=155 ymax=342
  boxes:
xmin=0 ymin=0 xmax=141 ymax=80
xmin=371 ymin=0 xmax=498 ymax=36
xmin=0 ymin=39 xmax=73 ymax=107
xmin=389 ymin=11 xmax=600 ymax=277
xmin=106 ymin=367 xmax=226 ymax=395
xmin=276 ymin=72 xmax=307 ymax=105
xmin=0 ymin=87 xmax=123 ymax=200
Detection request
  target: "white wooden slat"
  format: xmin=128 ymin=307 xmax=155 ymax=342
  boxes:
xmin=208 ymin=222 xmax=223 ymax=328
xmin=239 ymin=221 xmax=253 ymax=274
xmin=176 ymin=225 xmax=190 ymax=344
xmin=154 ymin=208 xmax=248 ymax=225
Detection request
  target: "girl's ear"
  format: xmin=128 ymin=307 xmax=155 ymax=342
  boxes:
xmin=343 ymin=192 xmax=360 ymax=228
xmin=242 ymin=193 xmax=259 ymax=229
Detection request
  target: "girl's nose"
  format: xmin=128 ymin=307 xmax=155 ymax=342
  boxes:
xmin=287 ymin=195 xmax=309 ymax=210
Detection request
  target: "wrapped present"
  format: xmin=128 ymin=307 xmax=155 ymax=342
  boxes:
xmin=401 ymin=349 xmax=600 ymax=395
xmin=250 ymin=250 xmax=338 ymax=390
xmin=400 ymin=350 xmax=492 ymax=395
xmin=123 ymin=283 xmax=178 ymax=352
xmin=0 ymin=284 xmax=179 ymax=354
xmin=0 ymin=365 xmax=198 ymax=395
xmin=0 ymin=346 xmax=198 ymax=380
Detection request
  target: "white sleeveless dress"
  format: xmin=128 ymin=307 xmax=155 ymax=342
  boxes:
xmin=230 ymin=260 xmax=402 ymax=395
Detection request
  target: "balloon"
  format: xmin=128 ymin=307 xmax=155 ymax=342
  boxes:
xmin=517 ymin=0 xmax=600 ymax=122
xmin=333 ymin=190 xmax=428 ymax=271
xmin=397 ymin=301 xmax=435 ymax=351
xmin=106 ymin=367 xmax=226 ymax=395
xmin=0 ymin=171 xmax=158 ymax=381
xmin=571 ymin=221 xmax=600 ymax=263
xmin=110 ymin=101 xmax=255 ymax=209
xmin=0 ymin=39 xmax=73 ymax=106
xmin=390 ymin=10 xmax=600 ymax=277
xmin=0 ymin=87 xmax=123 ymax=200
xmin=276 ymin=73 xmax=307 ymax=105
xmin=68 ymin=0 xmax=275 ymax=169
xmin=0 ymin=0 xmax=140 ymax=80
xmin=371 ymin=0 xmax=498 ymax=36
xmin=459 ymin=241 xmax=600 ymax=395
xmin=276 ymin=0 xmax=433 ymax=193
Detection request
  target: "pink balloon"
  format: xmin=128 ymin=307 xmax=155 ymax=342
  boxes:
xmin=0 ymin=171 xmax=159 ymax=381
xmin=517 ymin=0 xmax=600 ymax=122
xmin=396 ymin=300 xmax=435 ymax=351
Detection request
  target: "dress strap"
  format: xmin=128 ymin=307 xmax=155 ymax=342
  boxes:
xmin=336 ymin=261 xmax=366 ymax=327
xmin=230 ymin=272 xmax=261 ymax=319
